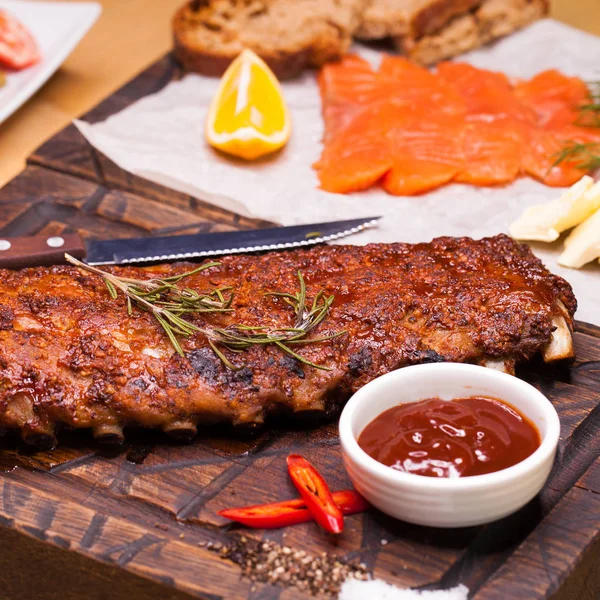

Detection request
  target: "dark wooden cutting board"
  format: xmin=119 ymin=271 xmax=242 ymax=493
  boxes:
xmin=0 ymin=55 xmax=598 ymax=600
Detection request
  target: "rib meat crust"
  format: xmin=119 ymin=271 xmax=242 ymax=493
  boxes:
xmin=0 ymin=235 xmax=576 ymax=445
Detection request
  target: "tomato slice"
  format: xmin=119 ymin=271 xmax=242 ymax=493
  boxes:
xmin=0 ymin=9 xmax=40 ymax=71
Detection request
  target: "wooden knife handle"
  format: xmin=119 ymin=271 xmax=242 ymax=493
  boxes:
xmin=0 ymin=234 xmax=87 ymax=270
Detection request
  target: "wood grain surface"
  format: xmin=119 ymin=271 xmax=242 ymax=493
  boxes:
xmin=2 ymin=78 xmax=600 ymax=597
xmin=0 ymin=7 xmax=599 ymax=598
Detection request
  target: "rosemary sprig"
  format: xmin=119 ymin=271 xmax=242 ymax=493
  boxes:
xmin=65 ymin=254 xmax=231 ymax=357
xmin=65 ymin=256 xmax=344 ymax=370
xmin=205 ymin=271 xmax=346 ymax=370
xmin=551 ymin=141 xmax=600 ymax=171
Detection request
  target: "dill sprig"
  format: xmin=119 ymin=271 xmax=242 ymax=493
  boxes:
xmin=575 ymin=81 xmax=600 ymax=128
xmin=205 ymin=271 xmax=346 ymax=371
xmin=552 ymin=141 xmax=600 ymax=171
xmin=65 ymin=254 xmax=231 ymax=357
xmin=65 ymin=256 xmax=344 ymax=370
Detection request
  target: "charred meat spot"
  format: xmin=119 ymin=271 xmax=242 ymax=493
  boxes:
xmin=348 ymin=347 xmax=373 ymax=376
xmin=0 ymin=306 xmax=14 ymax=330
xmin=188 ymin=349 xmax=255 ymax=387
xmin=187 ymin=348 xmax=221 ymax=384
xmin=279 ymin=355 xmax=305 ymax=379
xmin=166 ymin=375 xmax=190 ymax=390
xmin=414 ymin=349 xmax=445 ymax=364
xmin=21 ymin=293 xmax=59 ymax=314
xmin=21 ymin=368 xmax=40 ymax=385
xmin=130 ymin=378 xmax=150 ymax=391
xmin=86 ymin=382 xmax=114 ymax=404
xmin=226 ymin=366 xmax=254 ymax=386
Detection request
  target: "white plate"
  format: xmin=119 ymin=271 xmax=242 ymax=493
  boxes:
xmin=0 ymin=1 xmax=101 ymax=125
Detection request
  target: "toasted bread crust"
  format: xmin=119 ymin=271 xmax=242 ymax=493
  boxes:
xmin=396 ymin=0 xmax=548 ymax=65
xmin=356 ymin=0 xmax=482 ymax=40
xmin=173 ymin=0 xmax=366 ymax=79
xmin=412 ymin=0 xmax=482 ymax=37
xmin=173 ymin=36 xmax=311 ymax=79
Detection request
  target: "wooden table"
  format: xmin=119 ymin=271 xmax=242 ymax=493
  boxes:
xmin=0 ymin=0 xmax=599 ymax=189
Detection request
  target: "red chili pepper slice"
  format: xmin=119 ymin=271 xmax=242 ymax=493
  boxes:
xmin=218 ymin=490 xmax=368 ymax=529
xmin=286 ymin=454 xmax=345 ymax=534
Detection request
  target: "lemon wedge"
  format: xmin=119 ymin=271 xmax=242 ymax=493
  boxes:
xmin=509 ymin=176 xmax=600 ymax=242
xmin=206 ymin=49 xmax=291 ymax=160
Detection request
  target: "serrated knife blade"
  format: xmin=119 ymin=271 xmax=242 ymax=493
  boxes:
xmin=0 ymin=218 xmax=380 ymax=270
xmin=85 ymin=217 xmax=381 ymax=265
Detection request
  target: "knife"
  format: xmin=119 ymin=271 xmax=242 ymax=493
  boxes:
xmin=0 ymin=217 xmax=380 ymax=269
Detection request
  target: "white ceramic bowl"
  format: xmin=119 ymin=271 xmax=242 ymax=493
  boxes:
xmin=339 ymin=363 xmax=560 ymax=528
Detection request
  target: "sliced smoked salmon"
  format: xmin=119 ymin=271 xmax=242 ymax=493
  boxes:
xmin=456 ymin=118 xmax=525 ymax=186
xmin=514 ymin=69 xmax=590 ymax=127
xmin=522 ymin=126 xmax=588 ymax=187
xmin=383 ymin=112 xmax=465 ymax=195
xmin=318 ymin=55 xmax=380 ymax=107
xmin=315 ymin=102 xmax=398 ymax=193
xmin=315 ymin=55 xmax=599 ymax=196
xmin=436 ymin=62 xmax=535 ymax=122
xmin=319 ymin=55 xmax=466 ymax=115
xmin=524 ymin=122 xmax=600 ymax=187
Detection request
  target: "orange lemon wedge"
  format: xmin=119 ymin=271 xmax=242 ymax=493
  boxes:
xmin=206 ymin=49 xmax=291 ymax=160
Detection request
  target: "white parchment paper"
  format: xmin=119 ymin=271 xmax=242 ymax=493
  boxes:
xmin=76 ymin=19 xmax=600 ymax=324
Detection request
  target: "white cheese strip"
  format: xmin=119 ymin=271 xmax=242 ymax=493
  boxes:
xmin=509 ymin=176 xmax=599 ymax=242
xmin=558 ymin=207 xmax=600 ymax=268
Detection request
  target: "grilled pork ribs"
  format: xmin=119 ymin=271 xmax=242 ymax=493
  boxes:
xmin=0 ymin=235 xmax=575 ymax=447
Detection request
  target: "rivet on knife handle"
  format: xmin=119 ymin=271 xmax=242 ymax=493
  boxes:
xmin=0 ymin=234 xmax=86 ymax=270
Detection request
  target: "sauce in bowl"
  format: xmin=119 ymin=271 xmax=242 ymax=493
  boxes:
xmin=357 ymin=396 xmax=540 ymax=478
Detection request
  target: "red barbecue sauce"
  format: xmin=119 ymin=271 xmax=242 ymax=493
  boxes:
xmin=358 ymin=397 xmax=540 ymax=478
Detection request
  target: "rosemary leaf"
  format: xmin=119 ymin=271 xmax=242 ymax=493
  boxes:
xmin=64 ymin=255 xmax=344 ymax=371
xmin=286 ymin=331 xmax=347 ymax=344
xmin=64 ymin=254 xmax=229 ymax=358
xmin=208 ymin=338 xmax=239 ymax=371
xmin=104 ymin=279 xmax=118 ymax=300
xmin=155 ymin=313 xmax=185 ymax=357
xmin=159 ymin=263 xmax=221 ymax=284
xmin=273 ymin=340 xmax=330 ymax=371
xmin=203 ymin=272 xmax=345 ymax=370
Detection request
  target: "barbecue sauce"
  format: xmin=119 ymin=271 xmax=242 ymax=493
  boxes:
xmin=358 ymin=397 xmax=540 ymax=478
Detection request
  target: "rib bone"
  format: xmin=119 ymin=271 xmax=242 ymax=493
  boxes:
xmin=5 ymin=393 xmax=35 ymax=426
xmin=163 ymin=420 xmax=198 ymax=441
xmin=21 ymin=423 xmax=57 ymax=448
xmin=542 ymin=315 xmax=575 ymax=362
xmin=93 ymin=423 xmax=125 ymax=445
xmin=482 ymin=359 xmax=516 ymax=375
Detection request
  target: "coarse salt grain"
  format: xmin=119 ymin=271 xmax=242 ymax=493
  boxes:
xmin=339 ymin=579 xmax=469 ymax=600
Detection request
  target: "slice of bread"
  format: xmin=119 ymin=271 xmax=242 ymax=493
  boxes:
xmin=396 ymin=0 xmax=548 ymax=65
xmin=356 ymin=0 xmax=482 ymax=40
xmin=173 ymin=0 xmax=368 ymax=80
